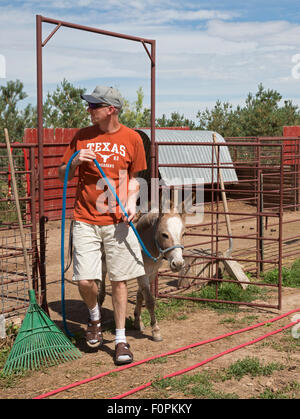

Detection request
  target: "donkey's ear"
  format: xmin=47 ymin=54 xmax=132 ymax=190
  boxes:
xmin=169 ymin=199 xmax=175 ymax=212
xmin=160 ymin=198 xmax=175 ymax=214
xmin=169 ymin=199 xmax=182 ymax=214
xmin=148 ymin=206 xmax=159 ymax=221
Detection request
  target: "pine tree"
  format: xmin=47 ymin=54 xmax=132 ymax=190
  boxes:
xmin=196 ymin=84 xmax=300 ymax=137
xmin=0 ymin=80 xmax=36 ymax=143
xmin=43 ymin=78 xmax=90 ymax=128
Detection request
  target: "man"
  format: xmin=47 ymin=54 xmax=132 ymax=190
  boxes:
xmin=58 ymin=86 xmax=146 ymax=365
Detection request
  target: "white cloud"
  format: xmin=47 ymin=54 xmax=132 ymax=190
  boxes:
xmin=207 ymin=19 xmax=290 ymax=40
xmin=1 ymin=2 xmax=300 ymax=121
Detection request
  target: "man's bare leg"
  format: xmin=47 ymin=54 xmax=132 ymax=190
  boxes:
xmin=111 ymin=280 xmax=133 ymax=364
xmin=79 ymin=280 xmax=102 ymax=348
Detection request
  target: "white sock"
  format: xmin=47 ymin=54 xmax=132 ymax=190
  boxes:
xmin=89 ymin=304 xmax=100 ymax=322
xmin=115 ymin=328 xmax=126 ymax=345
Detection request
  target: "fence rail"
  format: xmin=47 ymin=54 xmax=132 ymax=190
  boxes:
xmin=1 ymin=132 xmax=300 ymax=317
xmin=0 ymin=143 xmax=40 ymax=318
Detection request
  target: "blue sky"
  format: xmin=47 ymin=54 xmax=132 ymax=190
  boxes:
xmin=1 ymin=0 xmax=300 ymax=122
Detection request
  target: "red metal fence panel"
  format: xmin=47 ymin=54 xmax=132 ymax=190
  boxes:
xmin=24 ymin=128 xmax=78 ymax=220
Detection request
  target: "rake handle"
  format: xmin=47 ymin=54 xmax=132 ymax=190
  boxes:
xmin=4 ymin=128 xmax=32 ymax=288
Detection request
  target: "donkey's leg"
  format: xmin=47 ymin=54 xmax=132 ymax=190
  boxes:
xmin=134 ymin=288 xmax=145 ymax=331
xmin=97 ymin=252 xmax=107 ymax=307
xmin=134 ymin=277 xmax=145 ymax=331
xmin=144 ymin=291 xmax=162 ymax=342
xmin=97 ymin=278 xmax=106 ymax=307
xmin=143 ymin=277 xmax=162 ymax=342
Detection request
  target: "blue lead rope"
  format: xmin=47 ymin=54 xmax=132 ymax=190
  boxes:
xmin=92 ymin=158 xmax=159 ymax=262
xmin=61 ymin=151 xmax=79 ymax=337
xmin=61 ymin=151 xmax=158 ymax=336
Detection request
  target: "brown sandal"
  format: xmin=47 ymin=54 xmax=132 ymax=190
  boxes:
xmin=115 ymin=342 xmax=133 ymax=365
xmin=86 ymin=319 xmax=103 ymax=348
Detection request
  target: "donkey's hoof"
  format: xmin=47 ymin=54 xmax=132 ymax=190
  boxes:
xmin=152 ymin=332 xmax=163 ymax=342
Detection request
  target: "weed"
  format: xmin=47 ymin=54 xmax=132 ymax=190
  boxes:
xmin=141 ymin=298 xmax=186 ymax=326
xmin=187 ymin=283 xmax=267 ymax=313
xmin=220 ymin=317 xmax=236 ymax=324
xmin=261 ymin=259 xmax=300 ymax=288
xmin=220 ymin=357 xmax=284 ymax=381
xmin=261 ymin=333 xmax=300 ymax=353
xmin=258 ymin=382 xmax=300 ymax=399
xmin=148 ymin=357 xmax=168 ymax=364
xmin=258 ymin=381 xmax=300 ymax=399
xmin=141 ymin=282 xmax=268 ymax=327
xmin=152 ymin=372 xmax=238 ymax=399
xmin=258 ymin=388 xmax=288 ymax=399
xmin=0 ymin=322 xmax=19 ymax=370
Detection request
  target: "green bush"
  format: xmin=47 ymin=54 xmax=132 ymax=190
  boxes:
xmin=262 ymin=260 xmax=300 ymax=288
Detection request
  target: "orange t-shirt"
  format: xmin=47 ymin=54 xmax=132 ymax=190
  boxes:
xmin=61 ymin=124 xmax=147 ymax=225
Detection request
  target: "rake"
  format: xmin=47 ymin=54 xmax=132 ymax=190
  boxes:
xmin=2 ymin=128 xmax=81 ymax=375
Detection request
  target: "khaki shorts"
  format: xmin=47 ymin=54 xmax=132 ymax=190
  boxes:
xmin=72 ymin=220 xmax=145 ymax=282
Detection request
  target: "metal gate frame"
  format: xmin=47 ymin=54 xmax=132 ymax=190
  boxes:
xmin=34 ymin=16 xmax=300 ymax=312
xmin=36 ymin=15 xmax=156 ymax=311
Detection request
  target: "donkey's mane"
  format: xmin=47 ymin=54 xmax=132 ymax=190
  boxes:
xmin=135 ymin=211 xmax=159 ymax=232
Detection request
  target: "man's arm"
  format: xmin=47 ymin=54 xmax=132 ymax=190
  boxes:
xmin=122 ymin=174 xmax=140 ymax=224
xmin=58 ymin=149 xmax=96 ymax=182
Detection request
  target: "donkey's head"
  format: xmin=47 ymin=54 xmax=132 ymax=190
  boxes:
xmin=155 ymin=208 xmax=185 ymax=272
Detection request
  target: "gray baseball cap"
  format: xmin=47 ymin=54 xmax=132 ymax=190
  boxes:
xmin=81 ymin=85 xmax=123 ymax=109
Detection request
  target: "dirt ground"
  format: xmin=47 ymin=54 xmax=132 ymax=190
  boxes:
xmin=1 ymin=206 xmax=300 ymax=400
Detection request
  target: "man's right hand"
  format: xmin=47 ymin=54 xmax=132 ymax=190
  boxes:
xmin=58 ymin=149 xmax=97 ymax=182
xmin=72 ymin=149 xmax=97 ymax=168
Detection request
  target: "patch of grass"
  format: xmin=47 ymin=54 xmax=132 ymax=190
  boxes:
xmin=258 ymin=388 xmax=287 ymax=399
xmin=0 ymin=346 xmax=11 ymax=371
xmin=221 ymin=314 xmax=259 ymax=326
xmin=258 ymin=382 xmax=300 ymax=399
xmin=148 ymin=357 xmax=168 ymax=364
xmin=261 ymin=259 xmax=300 ymax=288
xmin=260 ymin=332 xmax=300 ymax=354
xmin=220 ymin=317 xmax=236 ymax=325
xmin=141 ymin=282 xmax=268 ymax=326
xmin=187 ymin=282 xmax=267 ymax=313
xmin=152 ymin=372 xmax=238 ymax=399
xmin=0 ymin=323 xmax=19 ymax=369
xmin=0 ymin=345 xmax=29 ymax=389
xmin=240 ymin=315 xmax=260 ymax=325
xmin=141 ymin=297 xmax=187 ymax=326
xmin=0 ymin=323 xmax=31 ymax=388
xmin=151 ymin=357 xmax=291 ymax=399
xmin=220 ymin=357 xmax=284 ymax=381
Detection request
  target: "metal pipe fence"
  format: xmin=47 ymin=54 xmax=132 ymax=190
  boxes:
xmin=155 ymin=138 xmax=300 ymax=310
xmin=1 ymin=135 xmax=300 ymax=318
xmin=0 ymin=143 xmax=40 ymax=319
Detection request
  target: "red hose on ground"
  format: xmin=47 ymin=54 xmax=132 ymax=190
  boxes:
xmin=112 ymin=317 xmax=300 ymax=399
xmin=33 ymin=308 xmax=300 ymax=399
